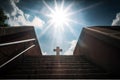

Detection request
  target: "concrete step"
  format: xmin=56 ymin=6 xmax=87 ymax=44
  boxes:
xmin=8 ymin=69 xmax=105 ymax=74
xmin=2 ymin=73 xmax=109 ymax=79
xmin=16 ymin=65 xmax=97 ymax=69
xmin=17 ymin=62 xmax=91 ymax=65
xmin=23 ymin=56 xmax=87 ymax=61
xmin=0 ymin=55 xmax=109 ymax=79
xmin=23 ymin=60 xmax=88 ymax=63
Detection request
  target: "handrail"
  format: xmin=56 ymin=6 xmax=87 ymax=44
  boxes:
xmin=0 ymin=38 xmax=35 ymax=47
xmin=0 ymin=44 xmax=35 ymax=68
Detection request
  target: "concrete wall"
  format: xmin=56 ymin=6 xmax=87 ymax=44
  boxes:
xmin=0 ymin=26 xmax=42 ymax=65
xmin=74 ymin=26 xmax=120 ymax=73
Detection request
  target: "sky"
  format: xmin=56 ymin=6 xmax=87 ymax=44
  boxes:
xmin=0 ymin=0 xmax=120 ymax=55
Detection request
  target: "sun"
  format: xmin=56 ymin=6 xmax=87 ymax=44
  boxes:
xmin=49 ymin=6 xmax=69 ymax=28
xmin=43 ymin=0 xmax=72 ymax=31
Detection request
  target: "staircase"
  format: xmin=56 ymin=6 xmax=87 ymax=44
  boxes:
xmin=0 ymin=55 xmax=110 ymax=79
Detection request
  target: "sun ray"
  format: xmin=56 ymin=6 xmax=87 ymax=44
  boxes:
xmin=43 ymin=0 xmax=73 ymax=32
xmin=43 ymin=0 xmax=54 ymax=14
xmin=42 ymin=1 xmax=95 ymax=39
xmin=54 ymin=0 xmax=57 ymax=8
xmin=60 ymin=0 xmax=64 ymax=10
xmin=39 ymin=23 xmax=53 ymax=38
xmin=64 ymin=3 xmax=74 ymax=14
xmin=68 ymin=19 xmax=87 ymax=26
xmin=67 ymin=2 xmax=103 ymax=16
xmin=66 ymin=25 xmax=77 ymax=38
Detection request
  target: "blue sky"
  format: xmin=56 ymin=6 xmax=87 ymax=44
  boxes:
xmin=1 ymin=0 xmax=120 ymax=55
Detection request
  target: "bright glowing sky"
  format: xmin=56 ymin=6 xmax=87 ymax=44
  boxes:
xmin=1 ymin=0 xmax=120 ymax=55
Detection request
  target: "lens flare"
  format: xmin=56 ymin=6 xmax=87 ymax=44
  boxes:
xmin=49 ymin=6 xmax=70 ymax=28
xmin=43 ymin=0 xmax=74 ymax=32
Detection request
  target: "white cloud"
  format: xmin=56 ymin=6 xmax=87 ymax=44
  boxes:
xmin=31 ymin=16 xmax=45 ymax=28
xmin=5 ymin=0 xmax=44 ymax=28
xmin=25 ymin=14 xmax=30 ymax=20
xmin=42 ymin=51 xmax=48 ymax=55
xmin=64 ymin=40 xmax=77 ymax=55
xmin=112 ymin=12 xmax=120 ymax=26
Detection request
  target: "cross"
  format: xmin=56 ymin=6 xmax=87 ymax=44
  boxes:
xmin=53 ymin=46 xmax=62 ymax=55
